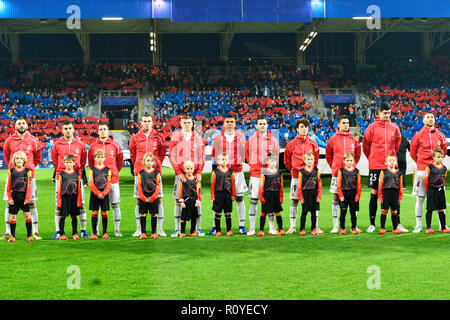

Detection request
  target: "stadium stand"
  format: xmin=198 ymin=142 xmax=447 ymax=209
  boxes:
xmin=149 ymin=65 xmax=318 ymax=145
xmin=0 ymin=59 xmax=448 ymax=156
xmin=358 ymin=57 xmax=450 ymax=139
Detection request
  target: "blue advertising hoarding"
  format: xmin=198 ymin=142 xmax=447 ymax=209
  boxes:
xmin=0 ymin=1 xmax=447 ymax=22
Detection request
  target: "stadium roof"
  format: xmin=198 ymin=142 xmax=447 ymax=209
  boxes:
xmin=1 ymin=18 xmax=449 ymax=34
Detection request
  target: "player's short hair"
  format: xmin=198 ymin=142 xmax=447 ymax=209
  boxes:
xmin=256 ymin=115 xmax=267 ymax=124
xmin=143 ymin=153 xmax=155 ymax=164
xmin=296 ymin=118 xmax=310 ymax=129
xmin=224 ymin=114 xmax=236 ymax=121
xmin=384 ymin=154 xmax=396 ymax=161
xmin=64 ymin=154 xmax=76 ymax=162
xmin=12 ymin=151 xmax=27 ymax=167
xmin=432 ymin=148 xmax=445 ymax=157
xmin=184 ymin=160 xmax=194 ymax=169
xmin=303 ymin=151 xmax=315 ymax=160
xmin=423 ymin=111 xmax=435 ymax=117
xmin=62 ymin=121 xmax=73 ymax=127
xmin=343 ymin=152 xmax=354 ymax=160
xmin=15 ymin=117 xmax=26 ymax=123
xmin=94 ymin=149 xmax=105 ymax=158
xmin=180 ymin=115 xmax=193 ymax=122
xmin=338 ymin=115 xmax=349 ymax=124
xmin=142 ymin=112 xmax=152 ymax=120
xmin=98 ymin=122 xmax=109 ymax=129
xmin=379 ymin=102 xmax=391 ymax=112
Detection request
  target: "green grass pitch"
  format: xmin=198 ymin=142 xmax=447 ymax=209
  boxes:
xmin=0 ymin=167 xmax=449 ymax=300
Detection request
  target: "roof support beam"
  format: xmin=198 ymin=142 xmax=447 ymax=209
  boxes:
xmin=364 ymin=18 xmax=402 ymax=50
xmin=421 ymin=32 xmax=431 ymax=58
xmin=220 ymin=23 xmax=235 ymax=64
xmin=430 ymin=32 xmax=449 ymax=53
xmin=355 ymin=32 xmax=366 ymax=69
xmin=74 ymin=28 xmax=90 ymax=67
xmin=0 ymin=33 xmax=12 ymax=54
xmin=0 ymin=29 xmax=20 ymax=63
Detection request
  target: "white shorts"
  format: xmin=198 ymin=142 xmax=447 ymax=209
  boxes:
xmin=248 ymin=176 xmax=261 ymax=199
xmin=134 ymin=176 xmax=164 ymax=199
xmin=412 ymin=170 xmax=427 ymax=197
xmin=329 ymin=176 xmax=338 ymax=194
xmin=109 ymin=183 xmax=120 ymax=204
xmin=290 ymin=178 xmax=299 ymax=200
xmin=55 ymin=179 xmax=85 ymax=205
xmin=234 ymin=171 xmax=249 ymax=197
xmin=3 ymin=176 xmax=37 ymax=203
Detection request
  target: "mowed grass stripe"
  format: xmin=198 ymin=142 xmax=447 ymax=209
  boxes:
xmin=0 ymin=168 xmax=449 ymax=300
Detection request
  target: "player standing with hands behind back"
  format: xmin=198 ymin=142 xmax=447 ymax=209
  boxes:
xmin=410 ymin=112 xmax=448 ymax=232
xmin=284 ymin=119 xmax=320 ymax=234
xmin=326 ymin=115 xmax=361 ymax=233
xmin=209 ymin=114 xmax=248 ymax=235
xmin=258 ymin=154 xmax=285 ymax=237
xmin=169 ymin=115 xmax=205 ymax=237
xmin=51 ymin=121 xmax=88 ymax=239
xmin=2 ymin=118 xmax=42 ymax=241
xmin=245 ymin=115 xmax=280 ymax=236
xmin=129 ymin=113 xmax=167 ymax=237
xmin=362 ymin=103 xmax=403 ymax=233
xmin=88 ymin=122 xmax=123 ymax=237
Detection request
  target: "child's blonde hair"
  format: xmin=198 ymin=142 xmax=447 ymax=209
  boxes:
xmin=303 ymin=152 xmax=315 ymax=160
xmin=94 ymin=149 xmax=105 ymax=158
xmin=12 ymin=151 xmax=27 ymax=167
xmin=184 ymin=160 xmax=194 ymax=169
xmin=143 ymin=153 xmax=155 ymax=165
xmin=343 ymin=152 xmax=354 ymax=160
xmin=267 ymin=153 xmax=278 ymax=163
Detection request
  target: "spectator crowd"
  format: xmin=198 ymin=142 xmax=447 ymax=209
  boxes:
xmin=0 ymin=58 xmax=448 ymax=163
